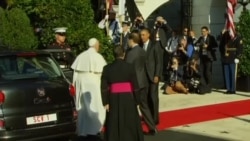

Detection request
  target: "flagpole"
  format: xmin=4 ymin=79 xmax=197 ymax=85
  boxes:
xmin=118 ymin=0 xmax=125 ymax=46
xmin=105 ymin=0 xmax=110 ymax=36
xmin=119 ymin=15 xmax=124 ymax=46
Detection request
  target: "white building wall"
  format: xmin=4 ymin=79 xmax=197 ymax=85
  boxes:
xmin=136 ymin=0 xmax=170 ymax=20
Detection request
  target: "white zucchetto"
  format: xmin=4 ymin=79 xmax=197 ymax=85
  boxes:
xmin=88 ymin=38 xmax=98 ymax=47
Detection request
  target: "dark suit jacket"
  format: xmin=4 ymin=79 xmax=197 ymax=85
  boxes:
xmin=125 ymin=45 xmax=149 ymax=88
xmin=121 ymin=32 xmax=130 ymax=51
xmin=144 ymin=41 xmax=162 ymax=82
xmin=152 ymin=23 xmax=172 ymax=48
xmin=195 ymin=34 xmax=218 ymax=61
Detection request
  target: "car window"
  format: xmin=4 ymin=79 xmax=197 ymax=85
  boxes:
xmin=0 ymin=55 xmax=62 ymax=80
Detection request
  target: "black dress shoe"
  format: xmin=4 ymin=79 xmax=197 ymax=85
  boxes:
xmin=146 ymin=128 xmax=158 ymax=135
xmin=155 ymin=121 xmax=159 ymax=125
xmin=224 ymin=91 xmax=236 ymax=94
xmin=230 ymin=91 xmax=236 ymax=94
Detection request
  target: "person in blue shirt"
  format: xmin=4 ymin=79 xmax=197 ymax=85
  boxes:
xmin=176 ymin=36 xmax=194 ymax=65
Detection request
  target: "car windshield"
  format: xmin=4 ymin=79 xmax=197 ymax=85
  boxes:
xmin=0 ymin=55 xmax=62 ymax=80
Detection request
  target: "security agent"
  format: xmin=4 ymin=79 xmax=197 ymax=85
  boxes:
xmin=47 ymin=27 xmax=71 ymax=50
xmin=121 ymin=21 xmax=131 ymax=51
xmin=221 ymin=31 xmax=243 ymax=94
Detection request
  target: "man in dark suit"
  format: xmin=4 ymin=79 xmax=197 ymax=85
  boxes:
xmin=121 ymin=21 xmax=130 ymax=51
xmin=125 ymin=33 xmax=157 ymax=135
xmin=152 ymin=16 xmax=172 ymax=81
xmin=140 ymin=28 xmax=161 ymax=125
xmin=195 ymin=26 xmax=218 ymax=93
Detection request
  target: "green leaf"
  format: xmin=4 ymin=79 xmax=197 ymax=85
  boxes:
xmin=237 ymin=10 xmax=250 ymax=75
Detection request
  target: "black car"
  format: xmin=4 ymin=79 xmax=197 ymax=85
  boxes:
xmin=42 ymin=49 xmax=75 ymax=82
xmin=0 ymin=50 xmax=76 ymax=140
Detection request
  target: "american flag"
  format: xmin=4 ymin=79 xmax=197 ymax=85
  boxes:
xmin=124 ymin=8 xmax=131 ymax=22
xmin=225 ymin=0 xmax=237 ymax=39
xmin=125 ymin=0 xmax=141 ymax=23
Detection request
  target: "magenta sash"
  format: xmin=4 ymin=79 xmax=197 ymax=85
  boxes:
xmin=110 ymin=82 xmax=133 ymax=93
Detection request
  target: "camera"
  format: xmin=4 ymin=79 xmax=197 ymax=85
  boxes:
xmin=190 ymin=61 xmax=195 ymax=66
xmin=200 ymin=43 xmax=205 ymax=48
xmin=155 ymin=21 xmax=163 ymax=27
xmin=134 ymin=17 xmax=142 ymax=25
xmin=177 ymin=43 xmax=182 ymax=48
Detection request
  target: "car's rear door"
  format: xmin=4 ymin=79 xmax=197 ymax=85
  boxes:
xmin=0 ymin=53 xmax=76 ymax=131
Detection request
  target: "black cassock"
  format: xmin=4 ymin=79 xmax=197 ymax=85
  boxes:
xmin=101 ymin=59 xmax=144 ymax=141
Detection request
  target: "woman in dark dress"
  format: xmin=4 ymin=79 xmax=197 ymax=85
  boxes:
xmin=101 ymin=46 xmax=144 ymax=141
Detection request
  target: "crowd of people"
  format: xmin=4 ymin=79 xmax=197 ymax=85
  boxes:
xmin=45 ymin=11 xmax=243 ymax=141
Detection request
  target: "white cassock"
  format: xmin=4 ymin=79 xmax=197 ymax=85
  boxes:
xmin=71 ymin=47 xmax=107 ymax=136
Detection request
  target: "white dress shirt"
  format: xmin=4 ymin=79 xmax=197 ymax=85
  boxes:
xmin=143 ymin=40 xmax=150 ymax=51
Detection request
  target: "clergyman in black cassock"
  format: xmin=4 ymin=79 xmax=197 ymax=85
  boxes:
xmin=101 ymin=46 xmax=144 ymax=141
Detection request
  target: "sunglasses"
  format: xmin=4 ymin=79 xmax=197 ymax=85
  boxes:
xmin=56 ymin=32 xmax=66 ymax=36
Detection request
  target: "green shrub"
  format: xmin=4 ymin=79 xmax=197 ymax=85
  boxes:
xmin=0 ymin=7 xmax=37 ymax=50
xmin=237 ymin=10 xmax=250 ymax=76
xmin=14 ymin=0 xmax=114 ymax=63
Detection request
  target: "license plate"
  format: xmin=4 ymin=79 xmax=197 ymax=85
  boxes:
xmin=26 ymin=113 xmax=57 ymax=125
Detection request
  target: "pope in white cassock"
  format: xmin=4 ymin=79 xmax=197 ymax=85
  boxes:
xmin=71 ymin=38 xmax=107 ymax=137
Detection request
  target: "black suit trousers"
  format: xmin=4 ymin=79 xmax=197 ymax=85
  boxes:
xmin=200 ymin=55 xmax=212 ymax=91
xmin=139 ymin=87 xmax=155 ymax=130
xmin=155 ymin=41 xmax=165 ymax=81
xmin=148 ymin=82 xmax=159 ymax=125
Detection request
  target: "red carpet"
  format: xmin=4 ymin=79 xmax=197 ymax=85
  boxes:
xmin=143 ymin=99 xmax=250 ymax=131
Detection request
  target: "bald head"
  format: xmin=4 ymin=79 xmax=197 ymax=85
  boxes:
xmin=88 ymin=38 xmax=100 ymax=52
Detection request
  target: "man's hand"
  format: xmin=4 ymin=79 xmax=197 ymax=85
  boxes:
xmin=153 ymin=76 xmax=159 ymax=84
xmin=234 ymin=58 xmax=239 ymax=64
xmin=171 ymin=65 xmax=178 ymax=70
xmin=203 ymin=43 xmax=208 ymax=48
xmin=104 ymin=104 xmax=109 ymax=112
xmin=156 ymin=16 xmax=167 ymax=24
xmin=105 ymin=15 xmax=109 ymax=20
xmin=179 ymin=46 xmax=185 ymax=51
xmin=138 ymin=17 xmax=143 ymax=22
xmin=190 ymin=65 xmax=195 ymax=70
